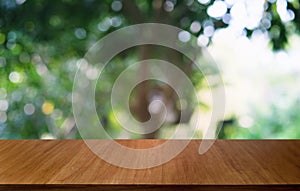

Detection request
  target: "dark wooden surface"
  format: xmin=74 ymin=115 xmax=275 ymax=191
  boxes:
xmin=0 ymin=140 xmax=299 ymax=190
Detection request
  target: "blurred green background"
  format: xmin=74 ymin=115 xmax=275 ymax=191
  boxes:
xmin=0 ymin=0 xmax=300 ymax=139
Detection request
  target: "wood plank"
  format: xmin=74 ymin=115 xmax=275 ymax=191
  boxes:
xmin=0 ymin=185 xmax=299 ymax=191
xmin=0 ymin=140 xmax=299 ymax=190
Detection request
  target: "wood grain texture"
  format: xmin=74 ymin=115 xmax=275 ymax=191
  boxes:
xmin=0 ymin=140 xmax=299 ymax=190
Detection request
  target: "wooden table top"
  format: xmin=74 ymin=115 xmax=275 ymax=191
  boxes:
xmin=0 ymin=140 xmax=299 ymax=190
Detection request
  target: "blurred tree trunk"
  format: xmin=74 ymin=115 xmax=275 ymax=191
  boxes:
xmin=123 ymin=0 xmax=195 ymax=138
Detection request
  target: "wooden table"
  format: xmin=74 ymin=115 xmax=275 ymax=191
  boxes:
xmin=0 ymin=140 xmax=299 ymax=190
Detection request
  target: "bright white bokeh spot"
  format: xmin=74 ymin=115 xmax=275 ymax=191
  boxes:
xmin=203 ymin=19 xmax=214 ymax=28
xmin=111 ymin=0 xmax=122 ymax=12
xmin=0 ymin=100 xmax=8 ymax=111
xmin=74 ymin=28 xmax=86 ymax=39
xmin=178 ymin=31 xmax=191 ymax=42
xmin=41 ymin=133 xmax=55 ymax=139
xmin=9 ymin=71 xmax=22 ymax=83
xmin=207 ymin=1 xmax=227 ymax=18
xmin=230 ymin=0 xmax=264 ymax=30
xmin=261 ymin=18 xmax=271 ymax=29
xmin=164 ymin=1 xmax=174 ymax=12
xmin=230 ymin=2 xmax=246 ymax=20
xmin=277 ymin=0 xmax=295 ymax=23
xmin=277 ymin=0 xmax=287 ymax=12
xmin=225 ymin=0 xmax=236 ymax=7
xmin=98 ymin=17 xmax=111 ymax=32
xmin=111 ymin=16 xmax=122 ymax=27
xmin=16 ymin=0 xmax=26 ymax=5
xmin=222 ymin=13 xmax=231 ymax=24
xmin=197 ymin=35 xmax=209 ymax=47
xmin=24 ymin=104 xmax=35 ymax=115
xmin=190 ymin=21 xmax=201 ymax=33
xmin=287 ymin=9 xmax=295 ymax=21
xmin=198 ymin=0 xmax=210 ymax=5
xmin=204 ymin=26 xmax=215 ymax=37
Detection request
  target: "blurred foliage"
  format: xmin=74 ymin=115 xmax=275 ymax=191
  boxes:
xmin=218 ymin=98 xmax=300 ymax=139
xmin=0 ymin=0 xmax=300 ymax=139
